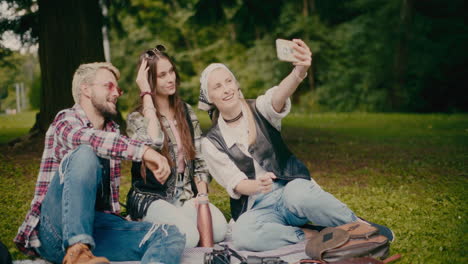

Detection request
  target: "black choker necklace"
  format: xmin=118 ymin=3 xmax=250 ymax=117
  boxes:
xmin=223 ymin=111 xmax=243 ymax=123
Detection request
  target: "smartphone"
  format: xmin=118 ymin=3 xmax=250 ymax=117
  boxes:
xmin=276 ymin=39 xmax=298 ymax=62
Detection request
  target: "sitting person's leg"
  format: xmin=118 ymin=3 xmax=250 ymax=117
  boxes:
xmin=144 ymin=199 xmax=199 ymax=248
xmin=281 ymin=178 xmax=358 ymax=226
xmin=36 ymin=145 xmax=106 ymax=263
xmin=0 ymin=240 xmax=12 ymax=264
xmin=283 ymin=179 xmax=395 ymax=241
xmin=231 ymin=178 xmax=358 ymax=252
xmin=36 ymin=145 xmax=186 ymax=264
xmin=93 ymin=212 xmax=185 ymax=264
xmin=282 ymin=178 xmax=395 ymax=241
xmin=181 ymin=199 xmax=228 ymax=244
xmin=231 ymin=207 xmax=307 ymax=251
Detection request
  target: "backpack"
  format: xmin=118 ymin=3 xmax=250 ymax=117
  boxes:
xmin=305 ymin=221 xmax=390 ymax=263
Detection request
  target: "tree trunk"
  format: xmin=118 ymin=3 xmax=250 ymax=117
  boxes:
xmin=33 ymin=0 xmax=105 ymax=132
xmin=292 ymin=0 xmax=315 ymax=104
xmin=391 ymin=0 xmax=413 ymax=111
xmin=307 ymin=0 xmax=315 ymax=93
xmin=303 ymin=0 xmax=308 ymax=16
xmin=303 ymin=0 xmax=316 ymax=16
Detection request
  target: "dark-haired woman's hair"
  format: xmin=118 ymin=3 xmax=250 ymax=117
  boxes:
xmin=135 ymin=51 xmax=196 ymax=168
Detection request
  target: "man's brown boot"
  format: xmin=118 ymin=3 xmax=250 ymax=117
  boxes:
xmin=62 ymin=243 xmax=110 ymax=264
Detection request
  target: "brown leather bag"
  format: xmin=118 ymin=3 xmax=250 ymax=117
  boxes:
xmin=300 ymin=254 xmax=401 ymax=264
xmin=305 ymin=222 xmax=390 ymax=263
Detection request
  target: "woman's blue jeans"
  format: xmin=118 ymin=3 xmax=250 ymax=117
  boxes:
xmin=35 ymin=145 xmax=185 ymax=264
xmin=232 ymin=178 xmax=358 ymax=251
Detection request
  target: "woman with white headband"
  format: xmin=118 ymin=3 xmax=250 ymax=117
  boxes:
xmin=199 ymin=39 xmax=393 ymax=251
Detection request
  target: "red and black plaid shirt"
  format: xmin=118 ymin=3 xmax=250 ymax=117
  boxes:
xmin=14 ymin=104 xmax=147 ymax=256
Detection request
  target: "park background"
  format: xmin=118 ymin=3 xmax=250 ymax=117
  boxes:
xmin=0 ymin=0 xmax=467 ymax=263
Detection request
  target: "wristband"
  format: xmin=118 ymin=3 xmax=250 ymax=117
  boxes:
xmin=293 ymin=67 xmax=308 ymax=81
xmin=197 ymin=193 xmax=208 ymax=197
xmin=140 ymin=91 xmax=153 ymax=98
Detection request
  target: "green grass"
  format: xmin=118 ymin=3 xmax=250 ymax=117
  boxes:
xmin=0 ymin=111 xmax=36 ymax=144
xmin=1 ymin=111 xmax=467 ymax=263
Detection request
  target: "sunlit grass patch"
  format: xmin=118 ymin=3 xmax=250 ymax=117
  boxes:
xmin=0 ymin=111 xmax=37 ymax=144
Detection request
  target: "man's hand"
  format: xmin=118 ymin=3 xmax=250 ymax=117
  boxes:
xmin=142 ymin=147 xmax=171 ymax=184
xmin=257 ymin=172 xmax=277 ymax=194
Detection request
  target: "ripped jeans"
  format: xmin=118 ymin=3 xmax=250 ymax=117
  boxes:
xmin=35 ymin=145 xmax=185 ymax=264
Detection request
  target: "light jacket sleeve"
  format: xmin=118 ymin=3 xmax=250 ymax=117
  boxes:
xmin=201 ymin=137 xmax=248 ymax=199
xmin=126 ymin=111 xmax=165 ymax=151
xmin=54 ymin=112 xmax=146 ymax=161
xmin=255 ymin=86 xmax=291 ymax=131
xmin=187 ymin=104 xmax=211 ymax=184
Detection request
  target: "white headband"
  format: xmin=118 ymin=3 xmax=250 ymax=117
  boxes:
xmin=198 ymin=63 xmax=240 ymax=111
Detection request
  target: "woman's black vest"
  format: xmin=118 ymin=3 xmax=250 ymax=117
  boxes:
xmin=205 ymin=99 xmax=310 ymax=220
xmin=127 ymin=103 xmax=197 ymax=219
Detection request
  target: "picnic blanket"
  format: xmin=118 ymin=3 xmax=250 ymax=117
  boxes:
xmin=14 ymin=242 xmax=307 ymax=264
xmin=14 ymin=221 xmax=309 ymax=264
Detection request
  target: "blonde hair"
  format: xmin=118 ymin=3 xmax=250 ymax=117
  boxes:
xmin=72 ymin=62 xmax=120 ymax=103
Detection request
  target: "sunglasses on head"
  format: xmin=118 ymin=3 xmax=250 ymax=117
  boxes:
xmin=144 ymin=44 xmax=167 ymax=59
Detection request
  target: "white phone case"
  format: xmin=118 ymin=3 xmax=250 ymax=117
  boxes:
xmin=276 ymin=39 xmax=298 ymax=62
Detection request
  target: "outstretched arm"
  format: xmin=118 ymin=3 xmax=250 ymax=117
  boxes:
xmin=272 ymin=39 xmax=312 ymax=112
xmin=54 ymin=113 xmax=146 ymax=161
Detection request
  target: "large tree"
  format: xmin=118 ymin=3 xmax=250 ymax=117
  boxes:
xmin=1 ymin=0 xmax=105 ymax=133
xmin=34 ymin=0 xmax=105 ymax=132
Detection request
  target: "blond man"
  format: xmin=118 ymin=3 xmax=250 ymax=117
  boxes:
xmin=15 ymin=62 xmax=185 ymax=264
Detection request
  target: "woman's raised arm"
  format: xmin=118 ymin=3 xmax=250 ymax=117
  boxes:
xmin=272 ymin=39 xmax=312 ymax=112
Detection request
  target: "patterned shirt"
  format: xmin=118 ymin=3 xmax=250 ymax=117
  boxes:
xmin=14 ymin=104 xmax=147 ymax=256
xmin=127 ymin=103 xmax=210 ymax=205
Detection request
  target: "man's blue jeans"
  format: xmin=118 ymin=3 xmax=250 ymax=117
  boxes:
xmin=232 ymin=178 xmax=358 ymax=251
xmin=35 ymin=145 xmax=186 ymax=264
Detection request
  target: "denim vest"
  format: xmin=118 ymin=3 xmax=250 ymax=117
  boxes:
xmin=206 ymin=99 xmax=310 ymax=220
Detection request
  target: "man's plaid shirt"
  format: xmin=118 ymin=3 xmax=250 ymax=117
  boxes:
xmin=14 ymin=104 xmax=147 ymax=256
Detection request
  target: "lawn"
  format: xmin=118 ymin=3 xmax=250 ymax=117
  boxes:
xmin=0 ymin=111 xmax=467 ymax=263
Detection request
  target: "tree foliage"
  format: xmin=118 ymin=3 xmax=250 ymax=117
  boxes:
xmin=1 ymin=0 xmax=106 ymax=132
xmin=1 ymin=0 xmax=467 ymax=119
xmin=0 ymin=50 xmax=37 ymax=111
xmin=108 ymin=0 xmax=467 ymax=113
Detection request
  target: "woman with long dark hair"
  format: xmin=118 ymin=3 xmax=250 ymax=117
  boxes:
xmin=126 ymin=45 xmax=227 ymax=248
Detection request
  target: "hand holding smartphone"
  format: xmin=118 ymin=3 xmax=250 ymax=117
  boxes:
xmin=276 ymin=39 xmax=299 ymax=63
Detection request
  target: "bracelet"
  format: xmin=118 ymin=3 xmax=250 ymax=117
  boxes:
xmin=197 ymin=193 xmax=208 ymax=197
xmin=293 ymin=67 xmax=308 ymax=81
xmin=140 ymin=91 xmax=153 ymax=98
